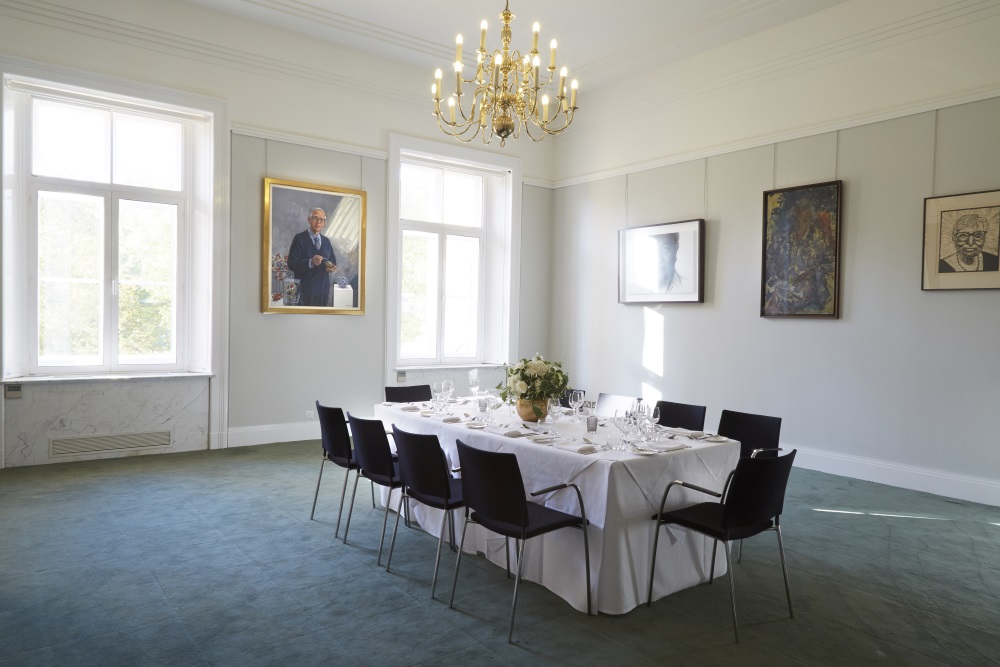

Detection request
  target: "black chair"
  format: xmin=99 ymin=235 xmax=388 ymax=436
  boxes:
xmin=385 ymin=427 xmax=464 ymax=599
xmin=449 ymin=441 xmax=591 ymax=642
xmin=647 ymin=450 xmax=796 ymax=643
xmin=717 ymin=409 xmax=782 ymax=459
xmin=655 ymin=400 xmax=707 ymax=431
xmin=345 ymin=414 xmax=405 ymax=565
xmin=310 ymin=402 xmax=359 ymax=538
xmin=385 ymin=385 xmax=433 ymax=403
xmin=594 ymin=392 xmax=640 ymax=418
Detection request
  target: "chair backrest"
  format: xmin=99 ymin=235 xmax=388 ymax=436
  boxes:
xmin=723 ymin=450 xmax=796 ymax=530
xmin=594 ymin=393 xmax=640 ymax=418
xmin=346 ymin=413 xmax=396 ymax=479
xmin=392 ymin=426 xmax=454 ymax=502
xmin=717 ymin=409 xmax=782 ymax=458
xmin=316 ymin=401 xmax=352 ymax=463
xmin=655 ymin=400 xmax=707 ymax=431
xmin=456 ymin=441 xmax=528 ymax=528
xmin=385 ymin=385 xmax=433 ymax=402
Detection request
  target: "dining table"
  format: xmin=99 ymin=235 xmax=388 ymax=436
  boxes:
xmin=372 ymin=400 xmax=740 ymax=615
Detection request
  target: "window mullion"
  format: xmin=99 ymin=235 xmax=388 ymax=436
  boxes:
xmin=436 ymin=230 xmax=447 ymax=364
xmin=107 ymin=193 xmax=118 ymax=371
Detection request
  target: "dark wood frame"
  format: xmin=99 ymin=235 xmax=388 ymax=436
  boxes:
xmin=921 ymin=188 xmax=1000 ymax=291
xmin=760 ymin=180 xmax=842 ymax=318
xmin=618 ymin=219 xmax=705 ymax=304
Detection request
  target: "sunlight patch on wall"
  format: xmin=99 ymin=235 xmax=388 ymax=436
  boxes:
xmin=642 ymin=306 xmax=663 ymax=377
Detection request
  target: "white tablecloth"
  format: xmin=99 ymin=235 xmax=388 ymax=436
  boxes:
xmin=373 ymin=402 xmax=739 ymax=615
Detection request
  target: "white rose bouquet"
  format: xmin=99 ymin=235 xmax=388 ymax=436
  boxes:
xmin=497 ymin=354 xmax=569 ymax=416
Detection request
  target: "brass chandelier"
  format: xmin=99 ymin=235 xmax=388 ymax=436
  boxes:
xmin=432 ymin=1 xmax=578 ymax=147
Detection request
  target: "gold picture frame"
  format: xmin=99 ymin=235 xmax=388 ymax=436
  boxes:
xmin=261 ymin=177 xmax=366 ymax=314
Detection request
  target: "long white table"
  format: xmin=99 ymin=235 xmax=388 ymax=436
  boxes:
xmin=373 ymin=402 xmax=739 ymax=615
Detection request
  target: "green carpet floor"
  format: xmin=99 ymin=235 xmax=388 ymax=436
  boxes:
xmin=1 ymin=441 xmax=998 ymax=666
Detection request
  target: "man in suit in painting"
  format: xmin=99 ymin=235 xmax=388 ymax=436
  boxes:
xmin=939 ymin=212 xmax=999 ymax=273
xmin=288 ymin=208 xmax=337 ymax=306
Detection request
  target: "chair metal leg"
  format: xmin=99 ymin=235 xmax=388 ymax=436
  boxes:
xmin=310 ymin=458 xmax=326 ymax=520
xmin=370 ymin=480 xmax=377 ymax=509
xmin=647 ymin=520 xmax=663 ymax=606
xmin=449 ymin=516 xmax=471 ymax=609
xmin=385 ymin=491 xmax=405 ymax=572
xmin=508 ymin=537 xmax=527 ymax=643
xmin=447 ymin=510 xmax=456 ymax=551
xmin=431 ymin=510 xmax=448 ymax=599
xmin=737 ymin=538 xmax=744 ymax=563
xmin=725 ymin=542 xmax=739 ymax=643
xmin=376 ymin=489 xmax=391 ymax=566
xmin=334 ymin=466 xmax=350 ymax=538
xmin=775 ymin=526 xmax=794 ymax=618
xmin=342 ymin=469 xmax=361 ymax=544
xmin=710 ymin=539 xmax=718 ymax=584
xmin=505 ymin=537 xmax=511 ymax=578
xmin=581 ymin=522 xmax=592 ymax=616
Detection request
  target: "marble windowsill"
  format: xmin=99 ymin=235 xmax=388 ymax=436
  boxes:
xmin=2 ymin=371 xmax=214 ymax=384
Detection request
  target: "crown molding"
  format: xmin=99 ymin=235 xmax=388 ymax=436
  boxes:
xmin=231 ymin=123 xmax=387 ymax=160
xmin=552 ymin=84 xmax=1000 ymax=189
xmin=0 ymin=0 xmax=427 ymax=109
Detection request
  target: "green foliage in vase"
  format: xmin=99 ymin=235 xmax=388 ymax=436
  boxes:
xmin=497 ymin=354 xmax=569 ymax=417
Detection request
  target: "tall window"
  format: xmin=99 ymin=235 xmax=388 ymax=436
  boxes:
xmin=399 ymin=161 xmax=485 ymax=362
xmin=387 ymin=135 xmax=521 ymax=372
xmin=3 ymin=73 xmax=216 ymax=376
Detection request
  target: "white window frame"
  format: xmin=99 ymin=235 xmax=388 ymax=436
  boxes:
xmin=386 ymin=134 xmax=521 ymax=379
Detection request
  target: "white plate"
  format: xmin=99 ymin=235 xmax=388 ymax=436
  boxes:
xmin=419 ymin=410 xmax=435 ymax=417
xmin=465 ymin=422 xmax=487 ymax=429
xmin=529 ymin=436 xmax=558 ymax=444
xmin=629 ymin=447 xmax=658 ymax=456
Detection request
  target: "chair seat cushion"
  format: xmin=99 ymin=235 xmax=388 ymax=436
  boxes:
xmin=362 ymin=460 xmax=402 ymax=489
xmin=654 ymin=502 xmax=773 ymax=541
xmin=408 ymin=477 xmax=463 ymax=511
xmin=473 ymin=501 xmax=583 ymax=540
xmin=327 ymin=453 xmax=357 ymax=469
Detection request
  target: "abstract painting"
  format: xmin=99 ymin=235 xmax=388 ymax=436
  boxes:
xmin=761 ymin=181 xmax=842 ymax=318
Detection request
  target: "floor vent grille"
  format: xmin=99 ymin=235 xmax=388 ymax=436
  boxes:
xmin=50 ymin=431 xmax=171 ymax=457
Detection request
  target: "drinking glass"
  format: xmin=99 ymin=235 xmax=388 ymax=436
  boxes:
xmin=442 ymin=379 xmax=455 ymax=400
xmin=467 ymin=370 xmax=480 ymax=396
xmin=568 ymin=390 xmax=584 ymax=422
xmin=547 ymin=397 xmax=563 ymax=436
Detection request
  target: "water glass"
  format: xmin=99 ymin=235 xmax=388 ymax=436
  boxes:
xmin=568 ymin=390 xmax=584 ymax=421
xmin=468 ymin=370 xmax=480 ymax=396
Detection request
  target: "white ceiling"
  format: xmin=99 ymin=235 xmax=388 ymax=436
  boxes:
xmin=183 ymin=0 xmax=851 ymax=90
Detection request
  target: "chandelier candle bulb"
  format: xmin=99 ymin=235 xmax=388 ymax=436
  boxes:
xmin=434 ymin=68 xmax=442 ymax=95
xmin=549 ymin=39 xmax=557 ymax=69
xmin=454 ymin=62 xmax=463 ymax=95
xmin=542 ymin=94 xmax=549 ymax=122
xmin=480 ymin=20 xmax=488 ymax=50
xmin=558 ymin=67 xmax=567 ymax=97
xmin=532 ymin=55 xmax=540 ymax=88
xmin=448 ymin=96 xmax=456 ymax=122
xmin=493 ymin=53 xmax=502 ymax=87
xmin=570 ymin=79 xmax=578 ymax=108
xmin=532 ymin=22 xmax=539 ymax=52
xmin=455 ymin=34 xmax=463 ymax=63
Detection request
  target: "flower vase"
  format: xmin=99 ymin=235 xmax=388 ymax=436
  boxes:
xmin=516 ymin=398 xmax=548 ymax=422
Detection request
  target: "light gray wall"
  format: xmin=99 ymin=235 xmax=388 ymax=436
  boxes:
xmin=549 ymin=96 xmax=1000 ymax=505
xmin=228 ymin=134 xmax=387 ymax=432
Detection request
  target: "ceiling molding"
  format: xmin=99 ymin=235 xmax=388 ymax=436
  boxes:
xmin=0 ymin=0 xmax=427 ymax=109
xmin=568 ymin=0 xmax=1000 ymax=135
xmin=232 ymin=123 xmax=387 ymax=160
xmin=551 ymin=84 xmax=1000 ymax=189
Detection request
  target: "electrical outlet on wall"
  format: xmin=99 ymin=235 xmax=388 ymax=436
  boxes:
xmin=306 ymin=410 xmax=315 ymax=420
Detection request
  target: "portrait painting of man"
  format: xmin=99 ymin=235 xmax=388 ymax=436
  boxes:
xmin=619 ymin=219 xmax=704 ymax=304
xmin=262 ymin=178 xmax=367 ymax=314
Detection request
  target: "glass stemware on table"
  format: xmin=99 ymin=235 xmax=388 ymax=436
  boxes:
xmin=568 ymin=390 xmax=585 ymax=422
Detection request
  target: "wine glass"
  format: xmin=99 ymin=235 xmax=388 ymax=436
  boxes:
xmin=568 ymin=390 xmax=584 ymax=422
xmin=467 ymin=370 xmax=480 ymax=396
xmin=442 ymin=379 xmax=455 ymax=402
xmin=431 ymin=382 xmax=445 ymax=413
xmin=547 ymin=397 xmax=563 ymax=436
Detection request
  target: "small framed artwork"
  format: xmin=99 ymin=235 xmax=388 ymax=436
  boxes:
xmin=619 ymin=219 xmax=705 ymax=304
xmin=922 ymin=189 xmax=1000 ymax=290
xmin=761 ymin=180 xmax=842 ymax=318
xmin=261 ymin=177 xmax=367 ymax=314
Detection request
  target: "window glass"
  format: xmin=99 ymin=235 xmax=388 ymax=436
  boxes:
xmin=32 ymin=99 xmax=110 ymax=183
xmin=442 ymin=171 xmax=483 ymax=228
xmin=118 ymin=199 xmax=177 ymax=363
xmin=37 ymin=190 xmax=104 ymax=366
xmin=400 ymin=230 xmax=439 ymax=358
xmin=442 ymin=235 xmax=479 ymax=357
xmin=399 ymin=162 xmax=442 ymax=223
xmin=113 ymin=114 xmax=183 ymax=191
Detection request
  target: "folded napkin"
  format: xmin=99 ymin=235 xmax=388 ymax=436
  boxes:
xmin=664 ymin=426 xmax=692 ymax=436
xmin=398 ymin=404 xmax=421 ymax=412
xmin=686 ymin=431 xmax=705 ymax=439
xmin=552 ymin=441 xmax=597 ymax=454
xmin=430 ymin=414 xmax=461 ymax=423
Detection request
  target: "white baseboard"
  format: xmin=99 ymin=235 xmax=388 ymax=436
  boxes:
xmin=792 ymin=445 xmax=1000 ymax=508
xmin=227 ymin=421 xmax=320 ymax=448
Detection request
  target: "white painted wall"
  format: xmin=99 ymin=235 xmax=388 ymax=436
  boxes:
xmin=549 ymin=97 xmax=1000 ymax=506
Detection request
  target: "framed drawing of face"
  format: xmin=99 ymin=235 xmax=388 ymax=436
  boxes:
xmin=618 ymin=219 xmax=705 ymax=304
xmin=922 ymin=189 xmax=1000 ymax=290
xmin=261 ymin=177 xmax=367 ymax=314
